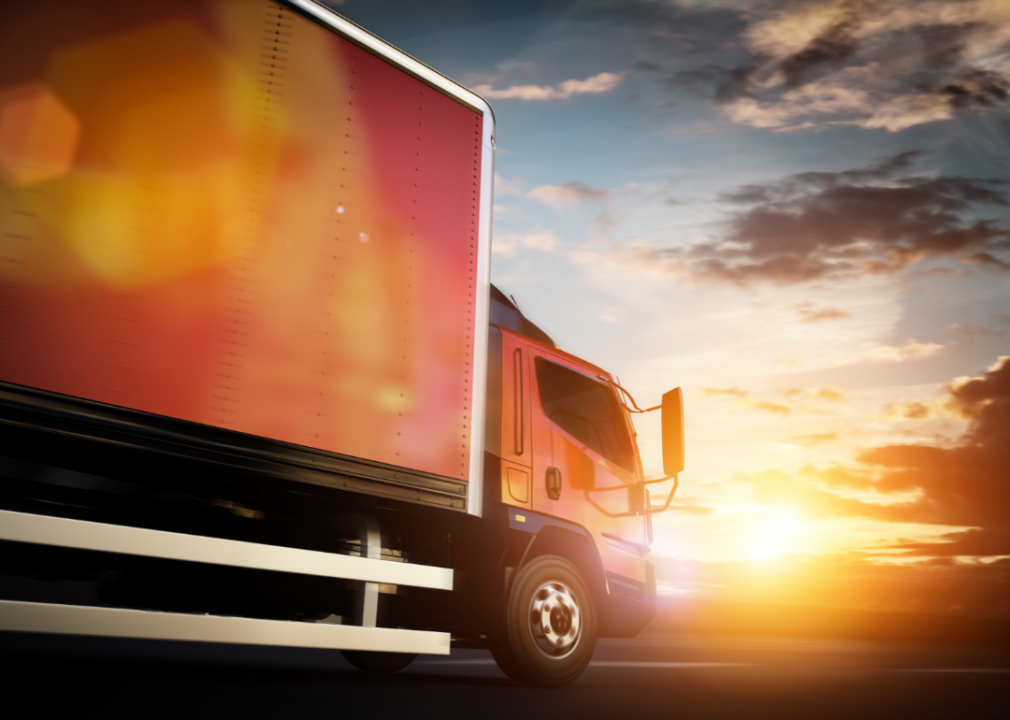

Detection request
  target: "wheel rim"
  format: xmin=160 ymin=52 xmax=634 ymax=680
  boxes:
xmin=528 ymin=580 xmax=582 ymax=659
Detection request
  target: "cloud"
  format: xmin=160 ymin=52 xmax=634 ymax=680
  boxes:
xmin=795 ymin=301 xmax=850 ymax=323
xmin=494 ymin=173 xmax=524 ymax=196
xmin=889 ymin=528 xmax=1010 ymax=557
xmin=738 ymin=399 xmax=791 ymax=415
xmin=670 ymin=499 xmax=716 ymax=515
xmin=784 ymin=387 xmax=846 ymax=402
xmin=527 ymin=181 xmax=613 ymax=208
xmin=789 ymin=432 xmax=839 ymax=445
xmin=654 ymin=553 xmax=1010 ymax=619
xmin=702 ymin=386 xmax=748 ymax=397
xmin=472 ymin=71 xmax=627 ymax=101
xmin=866 ymin=341 xmax=944 ymax=362
xmin=492 ymin=229 xmax=560 ymax=257
xmin=949 ymin=323 xmax=999 ymax=338
xmin=666 ymin=62 xmax=756 ymax=103
xmin=664 ymin=152 xmax=1010 ymax=286
xmin=882 ymin=399 xmax=943 ymax=422
xmin=520 ymin=230 xmax=559 ymax=251
xmin=666 ymin=0 xmax=1010 ymax=132
xmin=746 ymin=356 xmax=1010 ymax=557
xmin=703 ymin=387 xmax=792 ymax=414
xmin=705 ymin=386 xmax=846 ymax=415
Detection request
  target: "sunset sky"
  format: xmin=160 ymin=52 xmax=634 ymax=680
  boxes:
xmin=331 ymin=0 xmax=1010 ymax=619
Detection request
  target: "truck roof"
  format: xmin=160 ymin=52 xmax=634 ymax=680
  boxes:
xmin=489 ymin=285 xmax=612 ymax=381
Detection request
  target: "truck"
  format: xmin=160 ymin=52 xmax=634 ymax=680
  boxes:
xmin=0 ymin=0 xmax=684 ymax=687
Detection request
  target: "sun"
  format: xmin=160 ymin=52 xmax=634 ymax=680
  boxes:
xmin=749 ymin=508 xmax=802 ymax=562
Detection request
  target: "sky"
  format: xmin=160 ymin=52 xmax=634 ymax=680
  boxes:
xmin=328 ymin=0 xmax=1010 ymax=620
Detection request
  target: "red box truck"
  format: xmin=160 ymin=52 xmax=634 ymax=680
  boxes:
xmin=0 ymin=0 xmax=683 ymax=687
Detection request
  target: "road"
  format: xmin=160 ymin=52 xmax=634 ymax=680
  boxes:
xmin=2 ymin=630 xmax=1008 ymax=719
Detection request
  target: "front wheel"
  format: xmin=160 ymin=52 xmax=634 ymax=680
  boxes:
xmin=341 ymin=650 xmax=416 ymax=673
xmin=490 ymin=555 xmax=597 ymax=687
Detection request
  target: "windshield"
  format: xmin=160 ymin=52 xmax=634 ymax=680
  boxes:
xmin=534 ymin=358 xmax=637 ymax=473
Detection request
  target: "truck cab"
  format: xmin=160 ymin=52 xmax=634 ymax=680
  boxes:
xmin=479 ymin=286 xmax=659 ymax=685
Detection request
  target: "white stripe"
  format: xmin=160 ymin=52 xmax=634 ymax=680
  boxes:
xmin=0 ymin=601 xmax=450 ymax=655
xmin=0 ymin=510 xmax=453 ymax=590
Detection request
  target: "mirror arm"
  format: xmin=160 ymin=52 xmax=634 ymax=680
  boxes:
xmin=601 ymin=376 xmax=662 ymax=414
xmin=643 ymin=475 xmax=679 ymax=515
xmin=643 ymin=474 xmax=675 ymax=486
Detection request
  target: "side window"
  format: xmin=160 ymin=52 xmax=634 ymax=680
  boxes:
xmin=534 ymin=357 xmax=636 ymax=473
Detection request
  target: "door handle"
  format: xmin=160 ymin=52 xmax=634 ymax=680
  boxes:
xmin=545 ymin=466 xmax=562 ymax=500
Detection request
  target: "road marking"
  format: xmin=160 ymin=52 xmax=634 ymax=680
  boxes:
xmin=888 ymin=668 xmax=1010 ymax=674
xmin=418 ymin=659 xmax=751 ymax=669
xmin=590 ymin=662 xmax=752 ymax=669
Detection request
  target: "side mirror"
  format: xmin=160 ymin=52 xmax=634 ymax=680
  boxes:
xmin=661 ymin=387 xmax=685 ymax=476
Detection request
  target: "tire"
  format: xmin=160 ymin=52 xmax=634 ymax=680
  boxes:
xmin=341 ymin=650 xmax=416 ymax=673
xmin=490 ymin=554 xmax=597 ymax=687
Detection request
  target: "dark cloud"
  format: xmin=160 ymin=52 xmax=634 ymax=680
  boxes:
xmin=665 ymin=62 xmax=755 ymax=103
xmin=675 ymin=152 xmax=1010 ymax=286
xmin=657 ymin=6 xmax=1010 ymax=131
xmin=718 ymin=151 xmax=921 ymax=204
xmin=915 ymin=21 xmax=982 ymax=70
xmin=779 ymin=17 xmax=861 ymax=88
xmin=736 ymin=357 xmax=1010 ymax=561
xmin=824 ymin=357 xmax=1010 ymax=553
xmin=940 ymin=68 xmax=1010 ymax=109
xmin=630 ymin=59 xmax=662 ymax=73
xmin=890 ymin=528 xmax=1010 ymax=557
xmin=908 ymin=23 xmax=1010 ymax=110
xmin=960 ymin=251 xmax=1010 ymax=270
xmin=558 ymin=181 xmax=612 ymax=202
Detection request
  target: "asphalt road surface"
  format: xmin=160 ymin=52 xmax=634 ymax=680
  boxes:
xmin=2 ymin=631 xmax=1008 ymax=719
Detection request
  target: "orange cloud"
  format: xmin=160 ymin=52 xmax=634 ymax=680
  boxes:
xmin=725 ymin=356 xmax=1010 ymax=563
xmin=784 ymin=387 xmax=846 ymax=402
xmin=795 ymin=301 xmax=850 ymax=323
xmin=703 ymin=386 xmax=749 ymax=397
xmin=867 ymin=341 xmax=944 ymax=362
xmin=527 ymin=181 xmax=613 ymax=207
xmin=473 ymin=71 xmax=627 ymax=101
xmin=736 ymin=399 xmax=791 ymax=415
xmin=789 ymin=433 xmax=838 ymax=446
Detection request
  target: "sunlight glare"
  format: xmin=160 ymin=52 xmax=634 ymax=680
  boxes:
xmin=749 ymin=508 xmax=801 ymax=562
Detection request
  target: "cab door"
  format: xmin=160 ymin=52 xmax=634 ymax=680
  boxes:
xmin=497 ymin=330 xmax=532 ymax=508
xmin=527 ymin=349 xmax=646 ymax=549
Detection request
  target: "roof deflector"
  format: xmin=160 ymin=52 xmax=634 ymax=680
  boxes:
xmin=489 ymin=284 xmax=559 ymax=349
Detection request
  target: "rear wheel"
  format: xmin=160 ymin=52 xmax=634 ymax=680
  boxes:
xmin=490 ymin=555 xmax=596 ymax=687
xmin=341 ymin=650 xmax=416 ymax=673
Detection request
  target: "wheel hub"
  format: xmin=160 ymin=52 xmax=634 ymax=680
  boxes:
xmin=529 ymin=580 xmax=582 ymax=659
